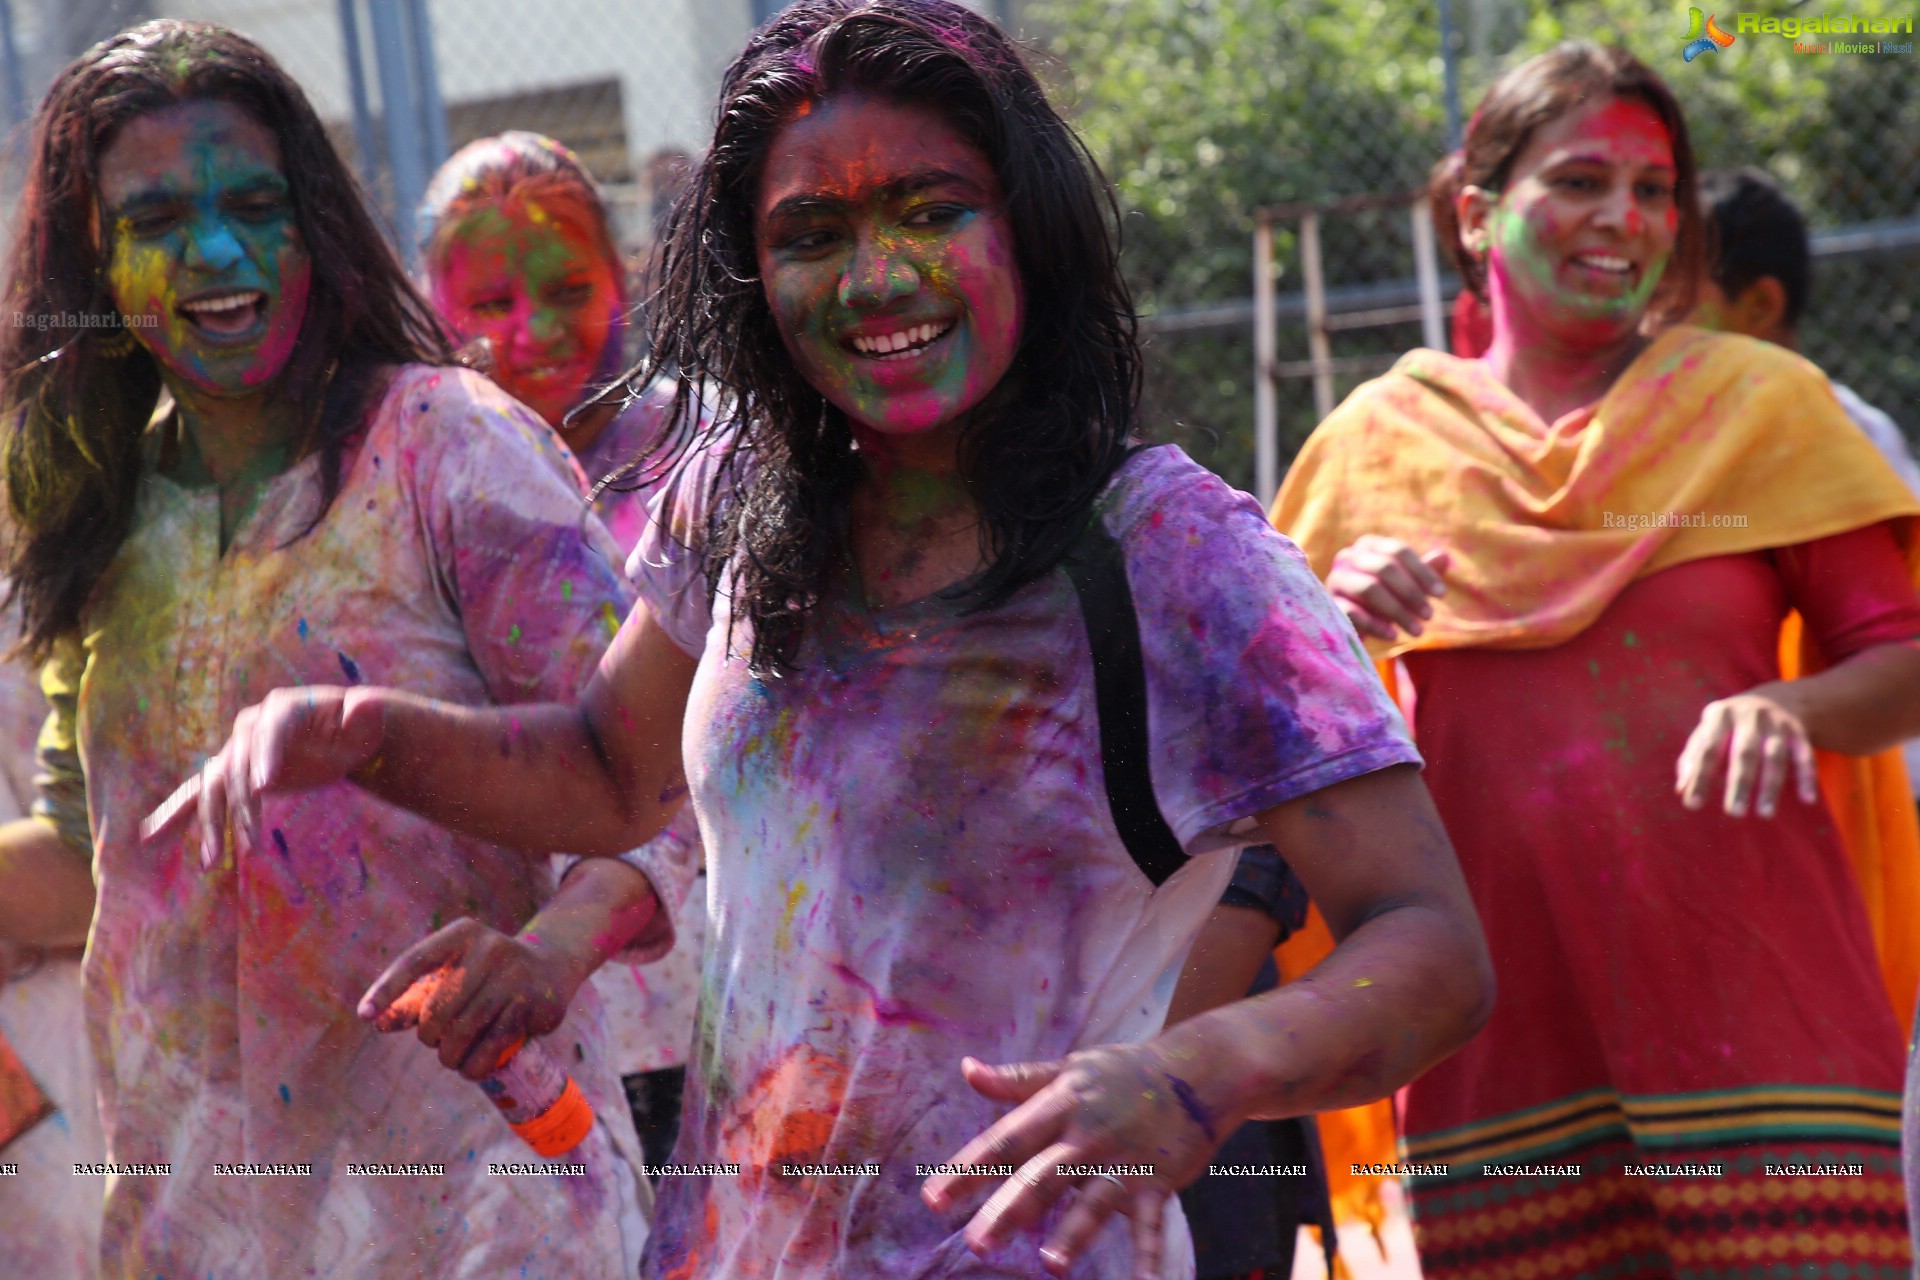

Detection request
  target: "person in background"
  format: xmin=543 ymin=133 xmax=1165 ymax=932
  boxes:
xmin=1166 ymin=846 xmax=1335 ymax=1280
xmin=1690 ymin=167 xmax=1920 ymax=498
xmin=0 ymin=629 xmax=105 ymax=1280
xmin=157 ymin=3 xmax=1495 ymax=1277
xmin=0 ymin=22 xmax=662 ymax=1276
xmin=417 ymin=129 xmax=706 ymax=1170
xmin=1275 ymin=42 xmax=1920 ymax=1279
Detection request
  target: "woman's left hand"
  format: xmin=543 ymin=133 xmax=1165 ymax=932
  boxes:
xmin=920 ymin=1043 xmax=1222 ymax=1279
xmin=357 ymin=918 xmax=587 ymax=1079
xmin=1675 ymin=686 xmax=1820 ymax=818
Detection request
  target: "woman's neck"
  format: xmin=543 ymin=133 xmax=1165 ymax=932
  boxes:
xmin=168 ymin=379 xmax=301 ymax=487
xmin=163 ymin=377 xmax=306 ymax=548
xmin=847 ymin=421 xmax=984 ymax=608
xmin=1479 ymin=311 xmax=1648 ymax=426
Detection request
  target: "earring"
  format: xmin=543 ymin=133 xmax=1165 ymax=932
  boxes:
xmin=94 ymin=322 xmax=138 ymax=358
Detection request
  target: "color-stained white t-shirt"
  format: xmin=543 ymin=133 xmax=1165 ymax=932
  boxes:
xmin=637 ymin=444 xmax=1419 ymax=1279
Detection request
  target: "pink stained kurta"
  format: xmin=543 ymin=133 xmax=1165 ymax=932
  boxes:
xmin=57 ymin=365 xmax=649 ymax=1278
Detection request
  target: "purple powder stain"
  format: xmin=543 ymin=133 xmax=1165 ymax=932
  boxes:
xmin=337 ymin=651 xmax=363 ymax=684
xmin=1167 ymin=1074 xmax=1217 ymax=1142
xmin=271 ymin=828 xmax=290 ymax=858
xmin=831 ymin=962 xmax=947 ymax=1029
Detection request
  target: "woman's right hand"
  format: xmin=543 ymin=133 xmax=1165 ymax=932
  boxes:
xmin=1325 ymin=535 xmax=1452 ymax=642
xmin=140 ymin=685 xmax=386 ymax=869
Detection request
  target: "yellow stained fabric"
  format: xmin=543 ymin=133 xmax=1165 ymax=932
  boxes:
xmin=1271 ymin=325 xmax=1920 ymax=1227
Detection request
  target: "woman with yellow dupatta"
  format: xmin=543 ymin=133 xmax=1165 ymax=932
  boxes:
xmin=1272 ymin=43 xmax=1920 ymax=1280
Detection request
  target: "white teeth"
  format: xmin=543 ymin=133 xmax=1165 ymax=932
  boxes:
xmin=850 ymin=321 xmax=951 ymax=357
xmin=1574 ymin=254 xmax=1631 ymax=273
xmin=180 ymin=291 xmax=263 ymax=314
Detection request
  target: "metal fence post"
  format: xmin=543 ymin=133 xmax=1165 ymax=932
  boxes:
xmin=1411 ymin=199 xmax=1446 ymax=352
xmin=1253 ymin=213 xmax=1278 ymax=506
xmin=368 ymin=0 xmax=428 ymax=261
xmin=338 ymin=0 xmax=381 ymax=197
xmin=405 ymin=0 xmax=450 ymax=172
xmin=1437 ymin=0 xmax=1463 ymax=150
xmin=1299 ymin=212 xmax=1334 ymax=422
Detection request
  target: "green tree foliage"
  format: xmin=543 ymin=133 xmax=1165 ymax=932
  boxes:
xmin=1033 ymin=0 xmax=1918 ymax=490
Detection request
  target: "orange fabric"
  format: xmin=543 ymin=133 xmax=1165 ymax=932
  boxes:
xmin=1269 ymin=328 xmax=1920 ymax=1227
xmin=1275 ymin=906 xmax=1396 ymax=1237
xmin=1779 ymin=610 xmax=1920 ymax=1042
xmin=0 ymin=1027 xmax=53 ymax=1154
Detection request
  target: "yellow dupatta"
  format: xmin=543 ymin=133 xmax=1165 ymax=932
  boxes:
xmin=1269 ymin=325 xmax=1920 ymax=1234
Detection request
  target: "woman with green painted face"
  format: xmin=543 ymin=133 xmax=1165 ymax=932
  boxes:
xmin=0 ymin=21 xmax=664 ymax=1278
xmin=1274 ymin=43 xmax=1920 ymax=1278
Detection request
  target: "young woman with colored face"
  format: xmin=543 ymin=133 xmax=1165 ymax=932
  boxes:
xmin=0 ymin=22 xmax=668 ymax=1277
xmin=418 ymin=131 xmax=707 ymax=1169
xmin=1272 ymin=43 xmax=1920 ymax=1278
xmin=157 ymin=4 xmax=1492 ymax=1276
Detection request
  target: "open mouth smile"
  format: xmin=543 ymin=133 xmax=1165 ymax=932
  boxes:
xmin=177 ymin=289 xmax=268 ymax=339
xmin=1568 ymin=252 xmax=1636 ymax=284
xmin=847 ymin=320 xmax=956 ymax=362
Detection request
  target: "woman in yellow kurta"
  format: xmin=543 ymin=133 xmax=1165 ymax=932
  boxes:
xmin=1273 ymin=43 xmax=1920 ymax=1280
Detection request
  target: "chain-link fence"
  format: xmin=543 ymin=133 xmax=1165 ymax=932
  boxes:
xmin=0 ymin=0 xmax=1014 ymax=257
xmin=1031 ymin=0 xmax=1920 ymax=497
xmin=0 ymin=0 xmax=761 ymax=264
xmin=0 ymin=0 xmax=1909 ymax=500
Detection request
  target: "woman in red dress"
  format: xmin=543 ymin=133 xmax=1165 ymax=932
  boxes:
xmin=1274 ymin=42 xmax=1920 ymax=1279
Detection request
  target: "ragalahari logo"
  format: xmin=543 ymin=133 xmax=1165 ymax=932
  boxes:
xmin=1683 ymin=8 xmax=1738 ymax=59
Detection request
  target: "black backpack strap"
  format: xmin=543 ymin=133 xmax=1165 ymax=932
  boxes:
xmin=1064 ymin=498 xmax=1188 ymax=888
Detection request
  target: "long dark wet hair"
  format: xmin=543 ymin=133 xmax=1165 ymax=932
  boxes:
xmin=0 ymin=20 xmax=451 ymax=662
xmin=627 ymin=0 xmax=1142 ymax=676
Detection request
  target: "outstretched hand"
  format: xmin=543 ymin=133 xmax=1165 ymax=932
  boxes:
xmin=140 ymin=686 xmax=384 ymax=868
xmin=1675 ymin=686 xmax=1819 ymax=818
xmin=358 ymin=921 xmax=585 ymax=1080
xmin=920 ymin=1044 xmax=1224 ymax=1279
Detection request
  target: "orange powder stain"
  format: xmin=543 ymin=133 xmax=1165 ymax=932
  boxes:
xmin=657 ymin=1201 xmax=720 ymax=1280
xmin=721 ymin=1043 xmax=848 ymax=1188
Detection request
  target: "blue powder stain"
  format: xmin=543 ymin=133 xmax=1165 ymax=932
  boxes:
xmin=271 ymin=828 xmax=290 ymax=858
xmin=278 ymin=1083 xmax=291 ymax=1104
xmin=1168 ymin=1075 xmax=1217 ymax=1142
xmin=337 ymin=651 xmax=363 ymax=684
xmin=296 ymin=617 xmax=309 ymax=640
xmin=372 ymin=454 xmax=382 ymax=469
